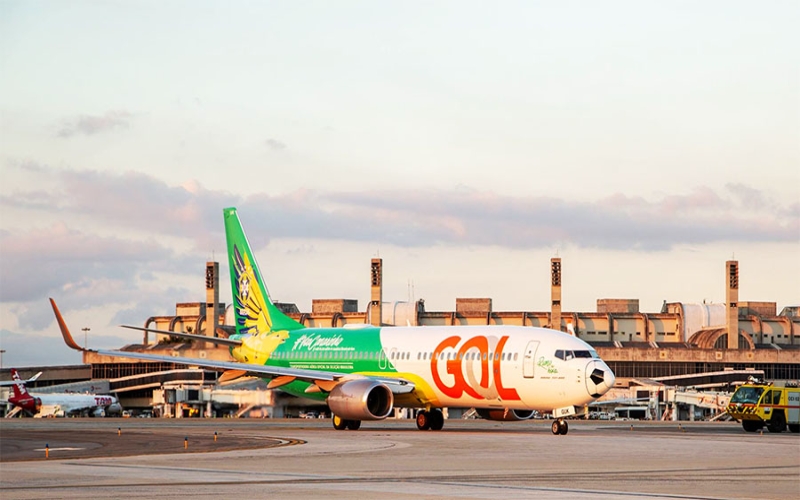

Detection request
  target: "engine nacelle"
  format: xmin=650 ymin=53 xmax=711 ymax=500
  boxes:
xmin=91 ymin=408 xmax=106 ymax=417
xmin=106 ymin=403 xmax=123 ymax=415
xmin=476 ymin=409 xmax=537 ymax=421
xmin=327 ymin=379 xmax=393 ymax=421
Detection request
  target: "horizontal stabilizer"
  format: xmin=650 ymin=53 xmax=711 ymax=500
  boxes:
xmin=120 ymin=325 xmax=242 ymax=347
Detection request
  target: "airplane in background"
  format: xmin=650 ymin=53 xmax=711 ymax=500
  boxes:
xmin=5 ymin=369 xmax=121 ymax=418
xmin=51 ymin=207 xmax=615 ymax=435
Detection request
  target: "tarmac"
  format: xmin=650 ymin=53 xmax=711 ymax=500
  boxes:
xmin=1 ymin=418 xmax=798 ymax=500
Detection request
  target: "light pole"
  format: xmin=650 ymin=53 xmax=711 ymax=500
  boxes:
xmin=0 ymin=349 xmax=5 ymax=369
xmin=81 ymin=327 xmax=90 ymax=349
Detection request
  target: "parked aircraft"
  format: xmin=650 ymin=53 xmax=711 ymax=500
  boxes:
xmin=5 ymin=369 xmax=121 ymax=418
xmin=51 ymin=207 xmax=615 ymax=435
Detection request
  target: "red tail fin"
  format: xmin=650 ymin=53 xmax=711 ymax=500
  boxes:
xmin=9 ymin=369 xmax=30 ymax=400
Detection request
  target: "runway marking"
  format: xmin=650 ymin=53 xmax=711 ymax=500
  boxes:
xmin=0 ymin=478 xmax=741 ymax=499
xmin=33 ymin=447 xmax=85 ymax=451
xmin=3 ymin=464 xmax=797 ymax=497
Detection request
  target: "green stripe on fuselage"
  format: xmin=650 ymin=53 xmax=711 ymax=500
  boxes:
xmin=265 ymin=327 xmax=395 ymax=400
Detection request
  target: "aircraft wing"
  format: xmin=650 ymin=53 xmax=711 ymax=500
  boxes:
xmin=119 ymin=325 xmax=242 ymax=348
xmin=90 ymin=348 xmax=414 ymax=393
xmin=51 ymin=298 xmax=414 ymax=395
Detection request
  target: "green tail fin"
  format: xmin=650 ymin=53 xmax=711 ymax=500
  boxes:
xmin=223 ymin=207 xmax=304 ymax=334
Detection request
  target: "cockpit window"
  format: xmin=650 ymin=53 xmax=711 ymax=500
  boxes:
xmin=555 ymin=349 xmax=597 ymax=360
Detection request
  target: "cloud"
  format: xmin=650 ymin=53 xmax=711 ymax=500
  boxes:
xmin=0 ymin=223 xmax=184 ymax=305
xmin=1 ymin=164 xmax=796 ymax=345
xmin=57 ymin=110 xmax=133 ymax=138
xmin=1 ymin=167 xmax=240 ymax=248
xmin=0 ymin=330 xmax=84 ymax=367
xmin=3 ymin=165 xmax=798 ymax=253
xmin=264 ymin=138 xmax=287 ymax=150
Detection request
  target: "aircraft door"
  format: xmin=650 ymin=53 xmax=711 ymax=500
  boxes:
xmin=523 ymin=341 xmax=539 ymax=378
xmin=379 ymin=348 xmax=388 ymax=370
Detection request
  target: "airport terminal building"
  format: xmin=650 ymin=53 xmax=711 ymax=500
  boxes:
xmin=2 ymin=258 xmax=798 ymax=420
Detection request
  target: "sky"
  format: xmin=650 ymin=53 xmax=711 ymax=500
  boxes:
xmin=0 ymin=1 xmax=798 ymax=368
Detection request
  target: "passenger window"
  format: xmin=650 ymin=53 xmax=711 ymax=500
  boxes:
xmin=514 ymin=353 xmax=518 ymax=361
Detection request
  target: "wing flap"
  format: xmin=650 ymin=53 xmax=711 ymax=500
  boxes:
xmin=267 ymin=376 xmax=296 ymax=389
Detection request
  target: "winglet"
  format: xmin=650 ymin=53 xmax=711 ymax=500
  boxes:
xmin=49 ymin=298 xmax=87 ymax=351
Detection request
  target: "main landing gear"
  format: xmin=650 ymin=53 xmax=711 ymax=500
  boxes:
xmin=332 ymin=414 xmax=361 ymax=430
xmin=416 ymin=409 xmax=444 ymax=431
xmin=551 ymin=418 xmax=568 ymax=435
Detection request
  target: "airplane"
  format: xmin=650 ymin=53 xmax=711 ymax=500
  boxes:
xmin=50 ymin=207 xmax=615 ymax=435
xmin=5 ymin=368 xmax=121 ymax=418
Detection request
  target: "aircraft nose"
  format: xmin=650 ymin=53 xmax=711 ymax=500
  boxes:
xmin=586 ymin=360 xmax=615 ymax=398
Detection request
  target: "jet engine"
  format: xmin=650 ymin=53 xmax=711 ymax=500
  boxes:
xmin=91 ymin=408 xmax=106 ymax=417
xmin=327 ymin=379 xmax=393 ymax=421
xmin=106 ymin=402 xmax=123 ymax=415
xmin=476 ymin=409 xmax=537 ymax=421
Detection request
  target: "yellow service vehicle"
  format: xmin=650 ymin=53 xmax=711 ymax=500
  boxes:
xmin=726 ymin=379 xmax=800 ymax=433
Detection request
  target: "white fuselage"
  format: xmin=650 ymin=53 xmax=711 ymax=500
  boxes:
xmin=28 ymin=393 xmax=118 ymax=418
xmin=377 ymin=326 xmax=615 ymax=411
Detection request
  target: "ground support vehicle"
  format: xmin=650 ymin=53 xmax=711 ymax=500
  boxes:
xmin=726 ymin=379 xmax=799 ymax=433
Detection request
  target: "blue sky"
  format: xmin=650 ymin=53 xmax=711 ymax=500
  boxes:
xmin=1 ymin=1 xmax=798 ymax=367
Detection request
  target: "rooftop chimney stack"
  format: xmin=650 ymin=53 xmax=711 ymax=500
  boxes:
xmin=551 ymin=258 xmax=563 ymax=332
xmin=205 ymin=262 xmax=220 ymax=343
xmin=726 ymin=260 xmax=739 ymax=349
xmin=370 ymin=259 xmax=383 ymax=326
